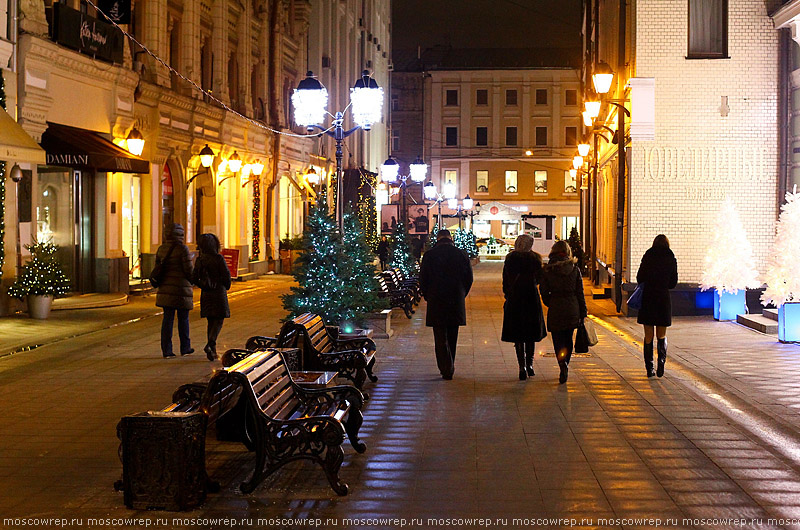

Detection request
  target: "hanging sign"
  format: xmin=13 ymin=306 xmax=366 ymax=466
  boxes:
xmin=51 ymin=3 xmax=124 ymax=64
xmin=98 ymin=0 xmax=131 ymax=24
xmin=221 ymin=248 xmax=240 ymax=279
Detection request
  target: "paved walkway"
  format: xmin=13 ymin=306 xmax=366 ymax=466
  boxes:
xmin=1 ymin=263 xmax=800 ymax=529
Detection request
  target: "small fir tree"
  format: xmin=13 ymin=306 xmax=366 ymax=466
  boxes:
xmin=701 ymin=197 xmax=760 ymax=294
xmin=454 ymin=229 xmax=478 ymax=259
xmin=428 ymin=222 xmax=440 ymax=251
xmin=567 ymin=227 xmax=584 ymax=271
xmin=763 ymin=189 xmax=800 ymax=306
xmin=8 ymin=241 xmax=70 ymax=298
xmin=342 ymin=212 xmax=386 ymax=318
xmin=389 ymin=218 xmax=416 ymax=276
xmin=282 ymin=193 xmax=361 ymax=324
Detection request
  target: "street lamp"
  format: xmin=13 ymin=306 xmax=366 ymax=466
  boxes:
xmin=292 ymin=70 xmax=384 ymax=229
xmin=381 ymin=156 xmax=429 ymax=227
xmin=187 ymin=144 xmax=216 ymax=187
xmin=126 ymin=128 xmax=145 ymax=156
xmin=592 ymin=61 xmax=614 ymax=94
xmin=578 ymin=143 xmax=591 ymax=157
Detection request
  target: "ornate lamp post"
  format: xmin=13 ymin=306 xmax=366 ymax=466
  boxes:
xmin=292 ymin=70 xmax=384 ymax=229
xmin=380 ymin=156 xmax=428 ymax=227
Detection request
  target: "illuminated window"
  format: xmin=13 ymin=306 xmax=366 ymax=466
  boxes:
xmin=476 ymin=170 xmax=489 ymax=193
xmin=534 ymin=171 xmax=548 ymax=194
xmin=688 ymin=0 xmax=728 ymax=58
xmin=505 ymin=171 xmax=518 ymax=193
xmin=561 ymin=217 xmax=579 ymax=239
xmin=564 ymin=170 xmax=577 ymax=193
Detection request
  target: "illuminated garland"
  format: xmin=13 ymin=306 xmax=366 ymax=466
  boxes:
xmin=8 ymin=241 xmax=70 ymax=298
xmin=389 ymin=218 xmax=416 ymax=276
xmin=357 ymin=169 xmax=378 ymax=253
xmin=252 ymin=179 xmax=260 ymax=259
xmin=0 ymin=72 xmax=5 ymax=284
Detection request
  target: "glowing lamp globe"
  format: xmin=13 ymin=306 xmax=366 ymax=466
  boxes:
xmin=409 ymin=156 xmax=428 ymax=182
xmin=251 ymin=160 xmax=264 ymax=176
xmin=380 ymin=158 xmax=400 ymax=183
xmin=592 ymin=61 xmax=614 ymax=94
xmin=126 ymin=128 xmax=145 ymax=156
xmin=423 ymin=181 xmax=437 ymax=200
xmin=447 ymin=198 xmax=459 ymax=210
xmin=292 ymin=71 xmax=329 ymax=128
xmin=199 ymin=144 xmax=215 ymax=168
xmin=584 ymin=101 xmax=601 ymax=119
xmin=582 ymin=111 xmax=594 ymax=127
xmin=443 ymin=180 xmax=457 ymax=200
xmin=573 ymin=155 xmax=584 ymax=170
xmin=578 ymin=143 xmax=591 ymax=157
xmin=228 ymin=151 xmax=242 ymax=173
xmin=569 ymin=168 xmax=578 ymax=180
xmin=463 ymin=195 xmax=474 ymax=210
xmin=305 ymin=167 xmax=320 ymax=185
xmin=350 ymin=70 xmax=383 ymax=130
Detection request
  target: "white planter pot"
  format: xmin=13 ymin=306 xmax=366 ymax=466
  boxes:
xmin=28 ymin=294 xmax=54 ymax=320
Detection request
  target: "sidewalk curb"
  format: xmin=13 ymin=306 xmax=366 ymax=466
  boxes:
xmin=590 ymin=311 xmax=800 ymax=470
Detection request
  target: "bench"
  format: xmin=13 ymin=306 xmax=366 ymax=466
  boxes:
xmin=246 ymin=313 xmax=378 ymax=390
xmin=216 ymin=348 xmax=366 ymax=495
xmin=376 ymin=275 xmax=414 ymax=318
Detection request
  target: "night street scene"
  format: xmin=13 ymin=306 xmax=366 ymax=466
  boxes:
xmin=5 ymin=0 xmax=800 ymax=529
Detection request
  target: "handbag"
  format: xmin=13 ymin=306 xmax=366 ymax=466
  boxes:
xmin=149 ymin=244 xmax=176 ymax=288
xmin=627 ymin=283 xmax=644 ymax=310
xmin=575 ymin=322 xmax=590 ymax=354
xmin=583 ymin=318 xmax=599 ymax=346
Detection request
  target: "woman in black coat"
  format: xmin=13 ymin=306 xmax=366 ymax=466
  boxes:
xmin=540 ymin=240 xmax=587 ymax=384
xmin=155 ymin=223 xmax=194 ymax=358
xmin=192 ymin=233 xmax=231 ymax=361
xmin=636 ymin=234 xmax=678 ymax=378
xmin=502 ymin=234 xmax=547 ymax=381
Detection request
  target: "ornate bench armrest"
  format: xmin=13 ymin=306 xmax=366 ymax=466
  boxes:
xmin=316 ymin=349 xmax=368 ymax=370
xmin=221 ymin=348 xmax=256 ymax=368
xmin=245 ymin=335 xmax=278 ymax=350
xmin=334 ymin=337 xmax=377 ymax=355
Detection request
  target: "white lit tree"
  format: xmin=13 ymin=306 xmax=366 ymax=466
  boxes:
xmin=700 ymin=197 xmax=760 ymax=294
xmin=762 ymin=189 xmax=800 ymax=307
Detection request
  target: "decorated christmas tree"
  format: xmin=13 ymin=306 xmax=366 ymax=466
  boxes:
xmin=389 ymin=217 xmax=416 ymax=276
xmin=341 ymin=212 xmax=386 ymax=318
xmin=428 ymin=222 xmax=440 ymax=251
xmin=8 ymin=241 xmax=70 ymax=298
xmin=701 ymin=198 xmax=760 ymax=294
xmin=454 ymin=228 xmax=478 ymax=259
xmin=282 ymin=194 xmax=361 ymax=325
xmin=762 ymin=189 xmax=800 ymax=307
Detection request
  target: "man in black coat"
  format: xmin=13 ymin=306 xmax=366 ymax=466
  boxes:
xmin=419 ymin=229 xmax=473 ymax=379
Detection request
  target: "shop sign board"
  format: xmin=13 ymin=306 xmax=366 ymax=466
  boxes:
xmin=221 ymin=248 xmax=240 ymax=279
xmin=51 ymin=2 xmax=124 ymax=64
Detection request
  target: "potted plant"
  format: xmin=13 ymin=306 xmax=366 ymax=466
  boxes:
xmin=8 ymin=240 xmax=71 ymax=319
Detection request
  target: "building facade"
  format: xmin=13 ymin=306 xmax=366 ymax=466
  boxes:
xmin=0 ymin=0 xmax=389 ymax=312
xmin=584 ymin=0 xmax=783 ymax=309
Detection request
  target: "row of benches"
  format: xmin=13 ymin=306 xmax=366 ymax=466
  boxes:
xmin=375 ymin=268 xmax=420 ymax=319
xmin=116 ymin=312 xmax=381 ymax=510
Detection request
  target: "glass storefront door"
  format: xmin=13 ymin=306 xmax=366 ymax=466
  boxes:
xmin=36 ymin=168 xmax=76 ymax=290
xmin=121 ymin=173 xmax=142 ymax=279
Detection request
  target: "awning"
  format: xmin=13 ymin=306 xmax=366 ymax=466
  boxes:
xmin=41 ymin=122 xmax=150 ymax=173
xmin=0 ymin=107 xmax=46 ymax=164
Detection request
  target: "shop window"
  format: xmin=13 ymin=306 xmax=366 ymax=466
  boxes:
xmin=502 ymin=221 xmax=519 ymax=239
xmin=505 ymin=170 xmax=518 ymax=193
xmin=534 ymin=170 xmax=548 ymax=193
xmin=688 ymin=0 xmax=728 ymax=58
xmin=561 ymin=216 xmax=579 ymax=239
xmin=476 ymin=89 xmax=489 ymax=106
xmin=476 ymin=170 xmax=489 ymax=193
xmin=476 ymin=127 xmax=488 ymax=146
xmin=445 ymin=127 xmax=458 ymax=146
xmin=506 ymin=126 xmax=518 ymax=147
xmin=536 ymin=89 xmax=547 ymax=105
xmin=535 ymin=127 xmax=548 ymax=146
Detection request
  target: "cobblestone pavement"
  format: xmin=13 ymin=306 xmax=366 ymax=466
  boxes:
xmin=1 ymin=264 xmax=800 ymax=530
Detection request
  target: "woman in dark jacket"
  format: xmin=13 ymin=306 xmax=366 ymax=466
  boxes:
xmin=502 ymin=234 xmax=547 ymax=381
xmin=539 ymin=240 xmax=587 ymax=384
xmin=636 ymin=234 xmax=678 ymax=378
xmin=155 ymin=223 xmax=194 ymax=358
xmin=192 ymin=233 xmax=231 ymax=361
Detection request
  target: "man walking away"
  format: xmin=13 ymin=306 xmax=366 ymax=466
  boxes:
xmin=419 ymin=229 xmax=473 ymax=379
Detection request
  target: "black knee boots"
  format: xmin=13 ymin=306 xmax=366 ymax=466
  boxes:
xmin=515 ymin=344 xmax=526 ymax=380
xmin=643 ymin=342 xmax=655 ymax=378
xmin=525 ymin=350 xmax=535 ymax=377
xmin=657 ymin=338 xmax=667 ymax=377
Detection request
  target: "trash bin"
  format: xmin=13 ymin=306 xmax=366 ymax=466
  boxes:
xmin=116 ymin=411 xmax=207 ymax=511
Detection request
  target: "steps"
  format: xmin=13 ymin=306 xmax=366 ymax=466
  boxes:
xmin=736 ymin=313 xmax=778 ymax=334
xmin=235 ymin=272 xmax=259 ymax=282
xmin=591 ymin=284 xmax=612 ymax=299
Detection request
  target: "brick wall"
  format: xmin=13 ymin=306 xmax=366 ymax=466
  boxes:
xmin=629 ymin=0 xmax=779 ymax=283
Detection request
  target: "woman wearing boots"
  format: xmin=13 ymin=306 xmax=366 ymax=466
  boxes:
xmin=540 ymin=240 xmax=587 ymax=384
xmin=636 ymin=234 xmax=678 ymax=377
xmin=501 ymin=235 xmax=548 ymax=380
xmin=192 ymin=233 xmax=231 ymax=361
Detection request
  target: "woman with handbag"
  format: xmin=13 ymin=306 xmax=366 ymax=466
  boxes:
xmin=636 ymin=234 xmax=678 ymax=377
xmin=192 ymin=233 xmax=231 ymax=361
xmin=540 ymin=240 xmax=587 ymax=384
xmin=501 ymin=234 xmax=548 ymax=380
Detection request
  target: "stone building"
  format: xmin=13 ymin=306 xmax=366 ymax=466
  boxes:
xmin=584 ymin=0 xmax=783 ymax=310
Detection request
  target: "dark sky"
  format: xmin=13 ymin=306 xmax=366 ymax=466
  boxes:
xmin=392 ymin=0 xmax=583 ymax=51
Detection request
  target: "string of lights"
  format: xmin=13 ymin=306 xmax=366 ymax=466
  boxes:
xmin=0 ymin=72 xmax=5 ymax=284
xmin=85 ymin=0 xmax=335 ymax=140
